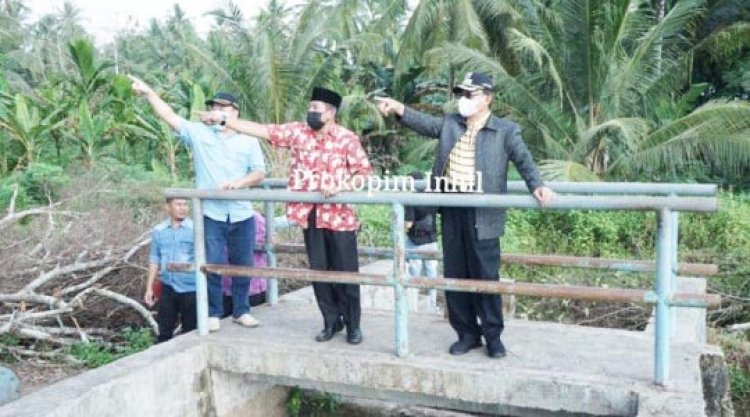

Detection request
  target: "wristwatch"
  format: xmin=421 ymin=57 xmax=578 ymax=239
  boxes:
xmin=220 ymin=112 xmax=227 ymax=126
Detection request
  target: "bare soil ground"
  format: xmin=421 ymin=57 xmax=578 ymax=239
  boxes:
xmin=4 ymin=361 xmax=84 ymax=396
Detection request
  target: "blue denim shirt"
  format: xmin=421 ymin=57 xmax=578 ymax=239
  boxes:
xmin=177 ymin=119 xmax=266 ymax=223
xmin=149 ymin=218 xmax=195 ymax=293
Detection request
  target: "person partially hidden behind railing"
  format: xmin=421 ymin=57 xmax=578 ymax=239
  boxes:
xmin=130 ymin=75 xmax=267 ymax=332
xmin=144 ymin=198 xmax=197 ymax=343
xmin=376 ymin=72 xmax=556 ymax=359
xmin=200 ymin=87 xmax=373 ymax=345
xmin=405 ymin=171 xmax=439 ymax=311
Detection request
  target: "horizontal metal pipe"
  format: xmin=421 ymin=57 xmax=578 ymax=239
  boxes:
xmin=501 ymin=253 xmax=718 ymax=276
xmin=198 ymin=264 xmax=719 ymax=307
xmin=270 ymin=244 xmax=718 ymax=276
xmin=201 ymin=264 xmax=391 ymax=286
xmin=258 ymin=178 xmax=717 ymax=196
xmin=166 ymin=188 xmax=718 ymax=212
xmin=671 ymin=293 xmax=722 ymax=308
xmin=407 ymin=277 xmax=645 ymax=302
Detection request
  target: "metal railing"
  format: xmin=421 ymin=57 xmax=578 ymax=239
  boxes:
xmin=165 ymin=179 xmax=720 ymax=386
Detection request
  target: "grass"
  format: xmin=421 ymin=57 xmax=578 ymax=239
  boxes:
xmin=67 ymin=327 xmax=154 ymax=369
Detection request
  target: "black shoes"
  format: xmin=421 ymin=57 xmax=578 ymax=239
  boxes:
xmin=449 ymin=335 xmax=482 ymax=355
xmin=486 ymin=339 xmax=507 ymax=359
xmin=314 ymin=318 xmax=363 ymax=344
xmin=346 ymin=328 xmax=363 ymax=344
xmin=449 ymin=335 xmax=507 ymax=358
xmin=314 ymin=319 xmax=344 ymax=342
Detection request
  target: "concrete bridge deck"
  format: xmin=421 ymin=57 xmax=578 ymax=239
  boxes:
xmin=0 ymin=262 xmax=723 ymax=417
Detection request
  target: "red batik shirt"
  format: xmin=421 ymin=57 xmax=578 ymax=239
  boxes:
xmin=266 ymin=122 xmax=372 ymax=231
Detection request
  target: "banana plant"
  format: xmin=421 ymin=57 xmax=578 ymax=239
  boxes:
xmin=67 ymin=38 xmax=113 ymax=99
xmin=67 ymin=100 xmax=113 ymax=168
xmin=0 ymin=94 xmax=62 ymax=168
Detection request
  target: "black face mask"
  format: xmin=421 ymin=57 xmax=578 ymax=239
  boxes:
xmin=306 ymin=111 xmax=325 ymax=131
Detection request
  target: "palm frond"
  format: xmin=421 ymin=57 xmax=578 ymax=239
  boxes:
xmin=574 ymin=117 xmax=652 ymax=160
xmin=538 ymin=159 xmax=601 ymax=181
xmin=615 ymin=100 xmax=750 ymax=177
xmin=451 ymin=0 xmax=489 ymax=52
xmin=605 ymin=0 xmax=705 ymax=113
xmin=506 ymin=28 xmax=566 ymax=109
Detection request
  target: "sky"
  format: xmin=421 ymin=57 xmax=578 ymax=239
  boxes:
xmin=23 ymin=0 xmax=304 ymax=45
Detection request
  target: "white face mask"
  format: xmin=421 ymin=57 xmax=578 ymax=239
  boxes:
xmin=458 ymin=96 xmax=480 ymax=118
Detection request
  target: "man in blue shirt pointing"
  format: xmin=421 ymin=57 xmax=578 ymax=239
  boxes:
xmin=131 ymin=75 xmax=266 ymax=332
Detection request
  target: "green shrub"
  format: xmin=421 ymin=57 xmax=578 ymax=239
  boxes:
xmin=286 ymin=387 xmax=340 ymax=417
xmin=0 ymin=163 xmax=70 ymax=210
xmin=357 ymin=204 xmax=392 ymax=248
xmin=68 ymin=327 xmax=154 ymax=368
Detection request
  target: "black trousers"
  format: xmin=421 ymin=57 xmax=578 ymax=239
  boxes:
xmin=156 ymin=284 xmax=197 ymax=343
xmin=303 ymin=208 xmax=361 ymax=330
xmin=441 ymin=207 xmax=504 ymax=342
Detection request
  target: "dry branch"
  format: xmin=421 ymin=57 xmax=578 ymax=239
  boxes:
xmin=0 ymin=173 xmax=167 ymax=370
xmin=2 ymin=346 xmax=82 ymax=364
xmin=727 ymin=322 xmax=750 ymax=333
xmin=23 ymin=254 xmax=114 ymax=292
xmin=1 ymin=230 xmax=158 ymax=348
xmin=0 ymin=293 xmax=66 ymax=308
xmin=0 ymin=206 xmax=77 ymax=230
xmin=86 ymin=288 xmax=158 ymax=334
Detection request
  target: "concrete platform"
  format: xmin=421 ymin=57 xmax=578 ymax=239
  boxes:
xmin=0 ymin=265 xmax=720 ymax=417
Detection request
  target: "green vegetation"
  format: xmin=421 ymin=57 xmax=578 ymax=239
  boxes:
xmin=67 ymin=328 xmax=154 ymax=368
xmin=715 ymin=331 xmax=750 ymax=411
xmin=287 ymin=387 xmax=340 ymax=417
xmin=1 ymin=0 xmax=750 ymax=408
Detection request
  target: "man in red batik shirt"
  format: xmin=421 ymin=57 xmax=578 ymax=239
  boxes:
xmin=201 ymin=87 xmax=372 ymax=344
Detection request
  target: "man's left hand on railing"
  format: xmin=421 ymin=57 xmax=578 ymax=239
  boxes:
xmin=220 ymin=179 xmax=245 ymax=190
xmin=533 ymin=186 xmax=556 ymax=207
xmin=321 ymin=183 xmax=340 ymax=198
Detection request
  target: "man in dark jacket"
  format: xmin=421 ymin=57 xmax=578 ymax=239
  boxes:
xmin=376 ymin=72 xmax=555 ymax=359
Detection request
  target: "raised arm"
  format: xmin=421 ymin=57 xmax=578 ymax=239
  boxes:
xmin=226 ymin=119 xmax=270 ymax=141
xmin=129 ymin=75 xmax=182 ymax=131
xmin=199 ymin=111 xmax=270 ymax=141
xmin=375 ymin=97 xmax=444 ymax=139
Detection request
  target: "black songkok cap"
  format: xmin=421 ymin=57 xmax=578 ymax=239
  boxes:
xmin=310 ymin=87 xmax=342 ymax=109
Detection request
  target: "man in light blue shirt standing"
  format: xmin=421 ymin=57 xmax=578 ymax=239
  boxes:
xmin=130 ymin=76 xmax=266 ymax=331
xmin=145 ymin=198 xmax=196 ymax=343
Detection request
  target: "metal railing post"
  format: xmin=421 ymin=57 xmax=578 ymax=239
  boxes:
xmin=655 ymin=208 xmax=673 ymax=385
xmin=264 ymin=200 xmax=278 ymax=305
xmin=392 ymin=203 xmax=409 ymax=357
xmin=670 ymin=194 xmax=679 ymax=336
xmin=191 ymin=198 xmax=209 ymax=336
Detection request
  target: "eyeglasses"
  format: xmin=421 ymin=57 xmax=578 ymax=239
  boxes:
xmin=456 ymin=89 xmax=487 ymax=99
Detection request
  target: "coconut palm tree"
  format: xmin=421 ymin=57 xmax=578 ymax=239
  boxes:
xmin=413 ymin=0 xmax=750 ymax=181
xmin=395 ymin=0 xmax=490 ymax=94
